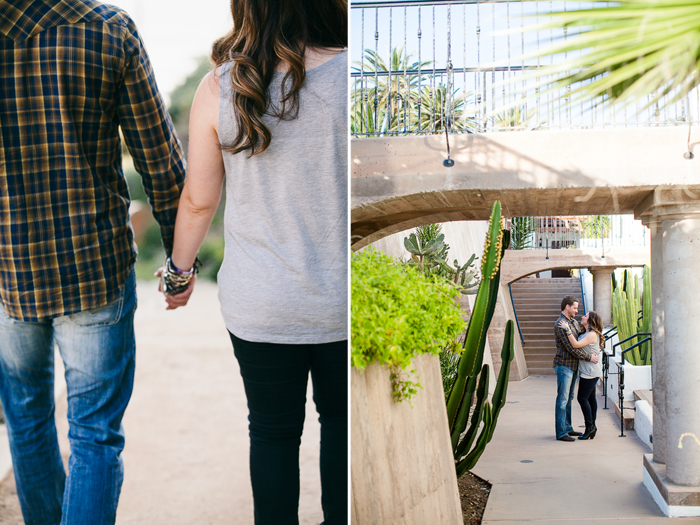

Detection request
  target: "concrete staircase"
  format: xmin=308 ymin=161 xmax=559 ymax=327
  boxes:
xmin=510 ymin=277 xmax=582 ymax=376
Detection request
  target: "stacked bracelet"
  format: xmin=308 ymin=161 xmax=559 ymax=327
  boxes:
xmin=162 ymin=256 xmax=199 ymax=295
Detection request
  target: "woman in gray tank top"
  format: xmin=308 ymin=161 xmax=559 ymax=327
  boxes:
xmin=159 ymin=0 xmax=348 ymax=523
xmin=560 ymin=311 xmax=605 ymax=440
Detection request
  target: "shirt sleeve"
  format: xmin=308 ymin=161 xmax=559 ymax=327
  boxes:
xmin=555 ymin=319 xmax=592 ymax=361
xmin=116 ymin=18 xmax=186 ymax=255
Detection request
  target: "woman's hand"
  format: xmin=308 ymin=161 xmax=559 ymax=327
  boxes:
xmin=558 ymin=319 xmax=572 ymax=335
xmin=154 ymin=267 xmax=197 ymax=310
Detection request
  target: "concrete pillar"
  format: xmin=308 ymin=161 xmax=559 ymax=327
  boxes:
xmin=589 ymin=266 xmax=615 ymax=326
xmin=661 ymin=212 xmax=700 ymax=486
xmin=639 ymin=194 xmax=700 ymax=516
xmin=642 ymin=217 xmax=666 ymax=465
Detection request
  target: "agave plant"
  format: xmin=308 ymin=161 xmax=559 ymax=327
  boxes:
xmin=518 ymin=0 xmax=700 ymax=111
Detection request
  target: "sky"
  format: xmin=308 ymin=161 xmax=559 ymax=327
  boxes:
xmin=105 ymin=0 xmax=233 ymax=103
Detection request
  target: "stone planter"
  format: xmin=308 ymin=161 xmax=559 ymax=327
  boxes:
xmin=351 ymin=353 xmax=462 ymax=524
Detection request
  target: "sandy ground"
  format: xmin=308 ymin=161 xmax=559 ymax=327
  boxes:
xmin=0 ymin=280 xmax=323 ymax=524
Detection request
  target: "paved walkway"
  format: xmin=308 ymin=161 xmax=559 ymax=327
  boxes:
xmin=0 ymin=281 xmax=323 ymax=524
xmin=474 ymin=375 xmax=700 ymax=524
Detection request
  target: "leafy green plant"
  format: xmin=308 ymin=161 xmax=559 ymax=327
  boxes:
xmin=351 ymin=248 xmax=466 ymax=402
xmin=445 ymin=202 xmax=515 ymax=476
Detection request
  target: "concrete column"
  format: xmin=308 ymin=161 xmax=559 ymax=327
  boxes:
xmin=661 ymin=212 xmax=700 ymax=486
xmin=642 ymin=217 xmax=666 ymax=465
xmin=589 ymin=266 xmax=615 ymax=326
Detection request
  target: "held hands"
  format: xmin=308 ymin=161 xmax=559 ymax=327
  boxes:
xmin=154 ymin=267 xmax=197 ymax=310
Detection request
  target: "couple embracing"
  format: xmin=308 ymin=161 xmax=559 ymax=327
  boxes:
xmin=0 ymin=0 xmax=347 ymax=524
xmin=553 ymin=296 xmax=605 ymax=442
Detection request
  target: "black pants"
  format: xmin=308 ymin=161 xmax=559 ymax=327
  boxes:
xmin=230 ymin=332 xmax=348 ymax=525
xmin=577 ymin=377 xmax=599 ymax=427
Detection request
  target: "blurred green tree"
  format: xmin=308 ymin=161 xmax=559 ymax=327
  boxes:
xmin=125 ymin=56 xmax=225 ymax=281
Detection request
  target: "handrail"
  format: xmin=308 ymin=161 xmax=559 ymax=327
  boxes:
xmin=621 ymin=338 xmax=652 ymax=359
xmin=603 ymin=326 xmax=618 ymax=340
xmin=616 ymin=360 xmax=629 ymax=437
xmin=579 ymin=271 xmax=587 ymax=315
xmin=612 ymin=333 xmax=652 ymax=352
xmin=615 ymin=336 xmax=652 ymax=437
xmin=508 ymin=284 xmax=525 ymax=345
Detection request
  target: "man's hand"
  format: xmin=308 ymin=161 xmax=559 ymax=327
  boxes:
xmin=590 ymin=353 xmax=599 ymax=364
xmin=154 ymin=267 xmax=197 ymax=310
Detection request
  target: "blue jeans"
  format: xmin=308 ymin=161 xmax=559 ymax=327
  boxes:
xmin=554 ymin=365 xmax=578 ymax=439
xmin=0 ymin=269 xmax=137 ymax=525
xmin=230 ymin=333 xmax=348 ymax=525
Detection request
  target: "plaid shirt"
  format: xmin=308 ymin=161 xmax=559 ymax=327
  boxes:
xmin=552 ymin=313 xmax=591 ymax=371
xmin=0 ymin=0 xmax=185 ymax=321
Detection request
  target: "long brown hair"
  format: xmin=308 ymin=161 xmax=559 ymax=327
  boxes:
xmin=586 ymin=311 xmax=605 ymax=351
xmin=211 ymin=0 xmax=347 ymax=156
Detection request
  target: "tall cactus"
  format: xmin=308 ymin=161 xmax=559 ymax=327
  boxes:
xmin=445 ymin=201 xmax=516 ymax=476
xmin=611 ymin=265 xmax=652 ymax=365
xmin=640 ymin=265 xmax=652 ymax=361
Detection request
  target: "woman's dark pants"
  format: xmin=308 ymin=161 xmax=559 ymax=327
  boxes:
xmin=230 ymin=332 xmax=347 ymax=525
xmin=577 ymin=377 xmax=599 ymax=427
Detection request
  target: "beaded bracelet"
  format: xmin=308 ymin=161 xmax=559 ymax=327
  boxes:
xmin=162 ymin=256 xmax=199 ymax=295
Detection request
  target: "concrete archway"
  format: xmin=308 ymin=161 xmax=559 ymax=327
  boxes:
xmin=352 ymin=126 xmax=700 ymax=514
xmin=351 ymin=127 xmax=700 ymax=249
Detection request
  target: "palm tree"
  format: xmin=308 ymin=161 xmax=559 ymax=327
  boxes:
xmin=491 ymin=105 xmax=546 ymax=131
xmin=352 ymin=47 xmax=432 ymax=135
xmin=521 ymin=0 xmax=700 ymax=111
xmin=509 ymin=217 xmax=536 ymax=250
xmin=415 ymin=84 xmax=476 ymax=133
xmin=352 ymin=47 xmax=476 ymax=135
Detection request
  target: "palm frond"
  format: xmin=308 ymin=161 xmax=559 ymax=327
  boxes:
xmin=518 ymin=0 xmax=700 ymax=111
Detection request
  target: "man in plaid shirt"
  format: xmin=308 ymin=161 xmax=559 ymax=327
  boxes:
xmin=0 ymin=0 xmax=185 ymax=522
xmin=553 ymin=296 xmax=599 ymax=442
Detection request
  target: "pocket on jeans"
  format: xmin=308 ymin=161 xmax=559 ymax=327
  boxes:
xmin=66 ymin=269 xmax=135 ymax=327
xmin=68 ymin=298 xmax=123 ymax=327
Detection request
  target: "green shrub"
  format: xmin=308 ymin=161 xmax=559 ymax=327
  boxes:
xmin=351 ymin=247 xmax=466 ymax=402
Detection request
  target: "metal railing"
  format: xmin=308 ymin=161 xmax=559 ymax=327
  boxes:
xmin=506 ymin=214 xmax=650 ymax=252
xmin=606 ymin=332 xmax=652 ymax=437
xmin=351 ymin=0 xmax=700 ymax=137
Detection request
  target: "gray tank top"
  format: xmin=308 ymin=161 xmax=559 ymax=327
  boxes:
xmin=578 ymin=332 xmax=603 ymax=379
xmin=216 ymin=51 xmax=348 ymax=344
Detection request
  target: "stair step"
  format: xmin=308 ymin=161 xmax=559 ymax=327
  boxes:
xmin=511 ymin=277 xmax=586 ymax=376
xmin=526 ymin=367 xmax=556 ymax=376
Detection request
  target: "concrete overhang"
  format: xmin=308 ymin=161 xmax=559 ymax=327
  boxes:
xmin=500 ymin=248 xmax=650 ymax=285
xmin=352 ymin=127 xmax=700 ymax=248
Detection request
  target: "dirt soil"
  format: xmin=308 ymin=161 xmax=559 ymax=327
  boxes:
xmin=0 ymin=473 xmax=22 ymax=525
xmin=458 ymin=470 xmax=492 ymax=524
